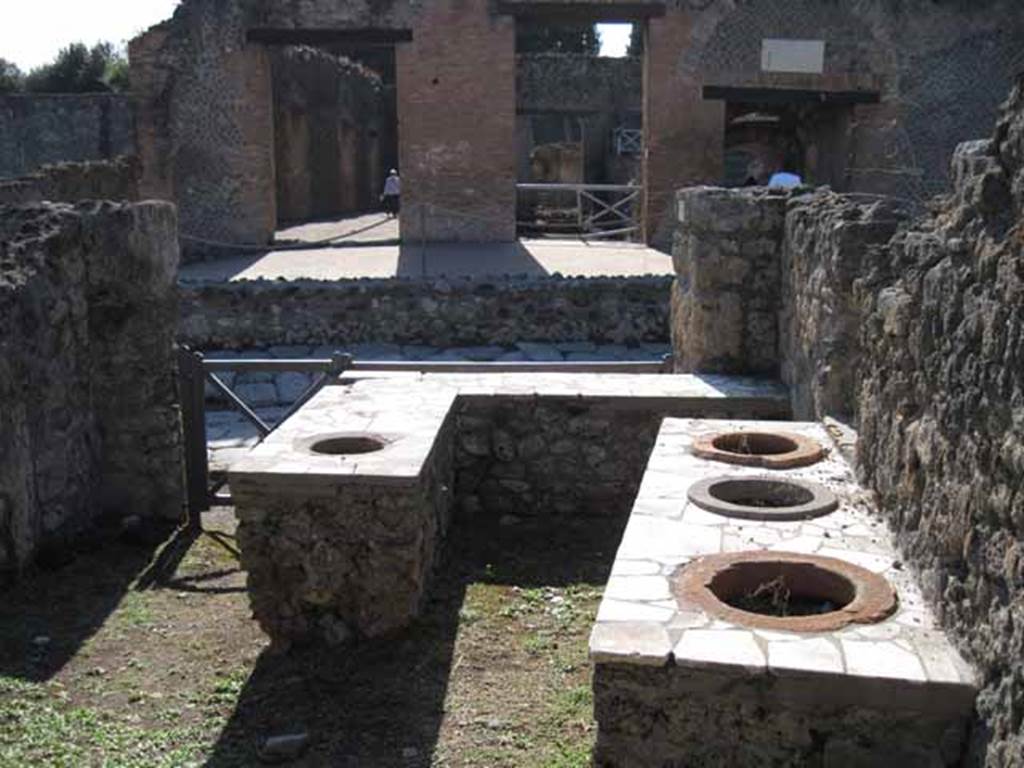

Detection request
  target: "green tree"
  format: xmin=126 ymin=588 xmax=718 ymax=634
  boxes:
xmin=24 ymin=42 xmax=129 ymax=93
xmin=627 ymin=23 xmax=644 ymax=56
xmin=0 ymin=58 xmax=23 ymax=93
xmin=516 ymin=22 xmax=601 ymax=54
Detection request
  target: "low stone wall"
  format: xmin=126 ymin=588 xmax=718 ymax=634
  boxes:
xmin=0 ymin=156 xmax=140 ymax=205
xmin=452 ymin=386 xmax=790 ymax=522
xmin=670 ymin=187 xmax=787 ymax=375
xmin=0 ymin=201 xmax=182 ymax=574
xmin=781 ymin=192 xmax=911 ymax=420
xmin=0 ymin=94 xmax=134 ymax=179
xmin=180 ymin=275 xmax=672 ymax=351
xmin=517 ymin=54 xmax=641 ymax=115
xmin=855 ymin=79 xmax=1024 ymax=765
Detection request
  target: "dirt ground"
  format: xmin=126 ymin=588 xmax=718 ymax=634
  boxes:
xmin=0 ymin=508 xmax=625 ymax=767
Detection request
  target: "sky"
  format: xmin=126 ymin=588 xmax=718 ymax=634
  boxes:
xmin=596 ymin=23 xmax=632 ymax=58
xmin=0 ymin=2 xmax=631 ymax=71
xmin=1 ymin=0 xmax=181 ymax=70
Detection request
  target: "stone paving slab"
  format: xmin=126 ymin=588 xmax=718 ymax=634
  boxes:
xmin=589 ymin=418 xmax=977 ymax=717
xmin=180 ymin=226 xmax=673 ymax=283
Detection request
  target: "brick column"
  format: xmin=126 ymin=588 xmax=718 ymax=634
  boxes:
xmin=643 ymin=10 xmax=725 ymax=250
xmin=131 ymin=30 xmax=276 ymax=246
xmin=397 ymin=1 xmax=516 ymax=242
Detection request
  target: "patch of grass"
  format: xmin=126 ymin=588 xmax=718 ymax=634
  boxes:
xmin=114 ymin=592 xmax=156 ymax=628
xmin=0 ymin=510 xmax=622 ymax=767
xmin=0 ymin=679 xmax=211 ymax=768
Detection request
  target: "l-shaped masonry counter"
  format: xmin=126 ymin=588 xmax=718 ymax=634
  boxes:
xmin=228 ymin=375 xmax=976 ymax=766
xmin=229 ymin=372 xmax=788 ymax=645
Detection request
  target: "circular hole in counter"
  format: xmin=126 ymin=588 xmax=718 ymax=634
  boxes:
xmin=309 ymin=435 xmax=389 ymax=456
xmin=692 ymin=430 xmax=825 ymax=469
xmin=687 ymin=476 xmax=837 ymax=521
xmin=672 ymin=551 xmax=897 ymax=632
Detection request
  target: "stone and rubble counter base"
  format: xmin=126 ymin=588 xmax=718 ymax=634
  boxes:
xmin=229 ymin=385 xmax=456 ymax=646
xmin=229 ymin=374 xmax=789 ymax=646
xmin=590 ymin=419 xmax=977 ymax=768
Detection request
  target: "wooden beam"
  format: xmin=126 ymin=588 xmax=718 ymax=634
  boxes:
xmin=702 ymin=85 xmax=881 ymax=106
xmin=247 ymin=28 xmax=413 ymax=46
xmin=497 ymin=2 xmax=664 ymax=21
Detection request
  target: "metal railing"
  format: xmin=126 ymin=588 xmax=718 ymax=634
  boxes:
xmin=614 ymin=127 xmax=643 ymax=156
xmin=516 ymin=182 xmax=642 ymax=240
xmin=178 ymin=348 xmax=673 ymax=527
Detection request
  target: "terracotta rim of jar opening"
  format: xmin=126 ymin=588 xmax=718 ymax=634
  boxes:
xmin=672 ymin=550 xmax=898 ymax=632
xmin=691 ymin=430 xmax=826 ymax=469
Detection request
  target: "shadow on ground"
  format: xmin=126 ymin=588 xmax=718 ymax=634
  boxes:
xmin=395 ymin=240 xmax=550 ymax=279
xmin=203 ymin=512 xmax=627 ymax=767
xmin=0 ymin=525 xmax=173 ymax=682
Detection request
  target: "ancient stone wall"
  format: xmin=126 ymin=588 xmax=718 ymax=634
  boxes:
xmin=517 ymin=54 xmax=641 ymax=115
xmin=132 ymin=0 xmax=1024 ymax=248
xmin=781 ymin=192 xmax=911 ymax=421
xmin=0 ymin=156 xmax=140 ymax=205
xmin=516 ymin=54 xmax=642 ymax=188
xmin=452 ymin=392 xmax=786 ymax=523
xmin=670 ymin=186 xmax=787 ymax=375
xmin=855 ymin=78 xmax=1024 ymax=765
xmin=0 ymin=202 xmax=183 ymax=574
xmin=272 ymin=47 xmax=390 ymax=223
xmin=0 ymin=94 xmax=134 ymax=179
xmin=180 ymin=274 xmax=671 ymax=351
xmin=645 ymin=0 xmax=1024 ymax=247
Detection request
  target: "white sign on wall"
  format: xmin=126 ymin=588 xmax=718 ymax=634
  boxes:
xmin=761 ymin=39 xmax=826 ymax=74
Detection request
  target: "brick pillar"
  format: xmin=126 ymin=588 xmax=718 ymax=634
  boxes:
xmin=397 ymin=1 xmax=516 ymax=243
xmin=131 ymin=31 xmax=276 ymax=246
xmin=643 ymin=10 xmax=725 ymax=250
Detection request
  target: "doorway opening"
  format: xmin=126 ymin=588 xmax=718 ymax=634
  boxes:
xmin=266 ymin=39 xmax=400 ymax=245
xmin=514 ymin=18 xmax=644 ymax=241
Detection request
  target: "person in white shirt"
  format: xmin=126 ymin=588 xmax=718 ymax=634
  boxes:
xmin=381 ymin=169 xmax=401 ymax=217
xmin=768 ymin=170 xmax=803 ymax=189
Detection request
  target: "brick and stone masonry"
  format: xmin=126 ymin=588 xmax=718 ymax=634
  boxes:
xmin=668 ymin=75 xmax=1024 ymax=763
xmin=132 ymin=0 xmax=1024 ymax=248
xmin=0 ymin=201 xmax=183 ymax=574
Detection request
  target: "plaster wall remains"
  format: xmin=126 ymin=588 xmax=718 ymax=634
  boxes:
xmin=0 ymin=94 xmax=134 ymax=180
xmin=0 ymin=202 xmax=183 ymax=574
xmin=272 ymin=46 xmax=391 ymax=223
